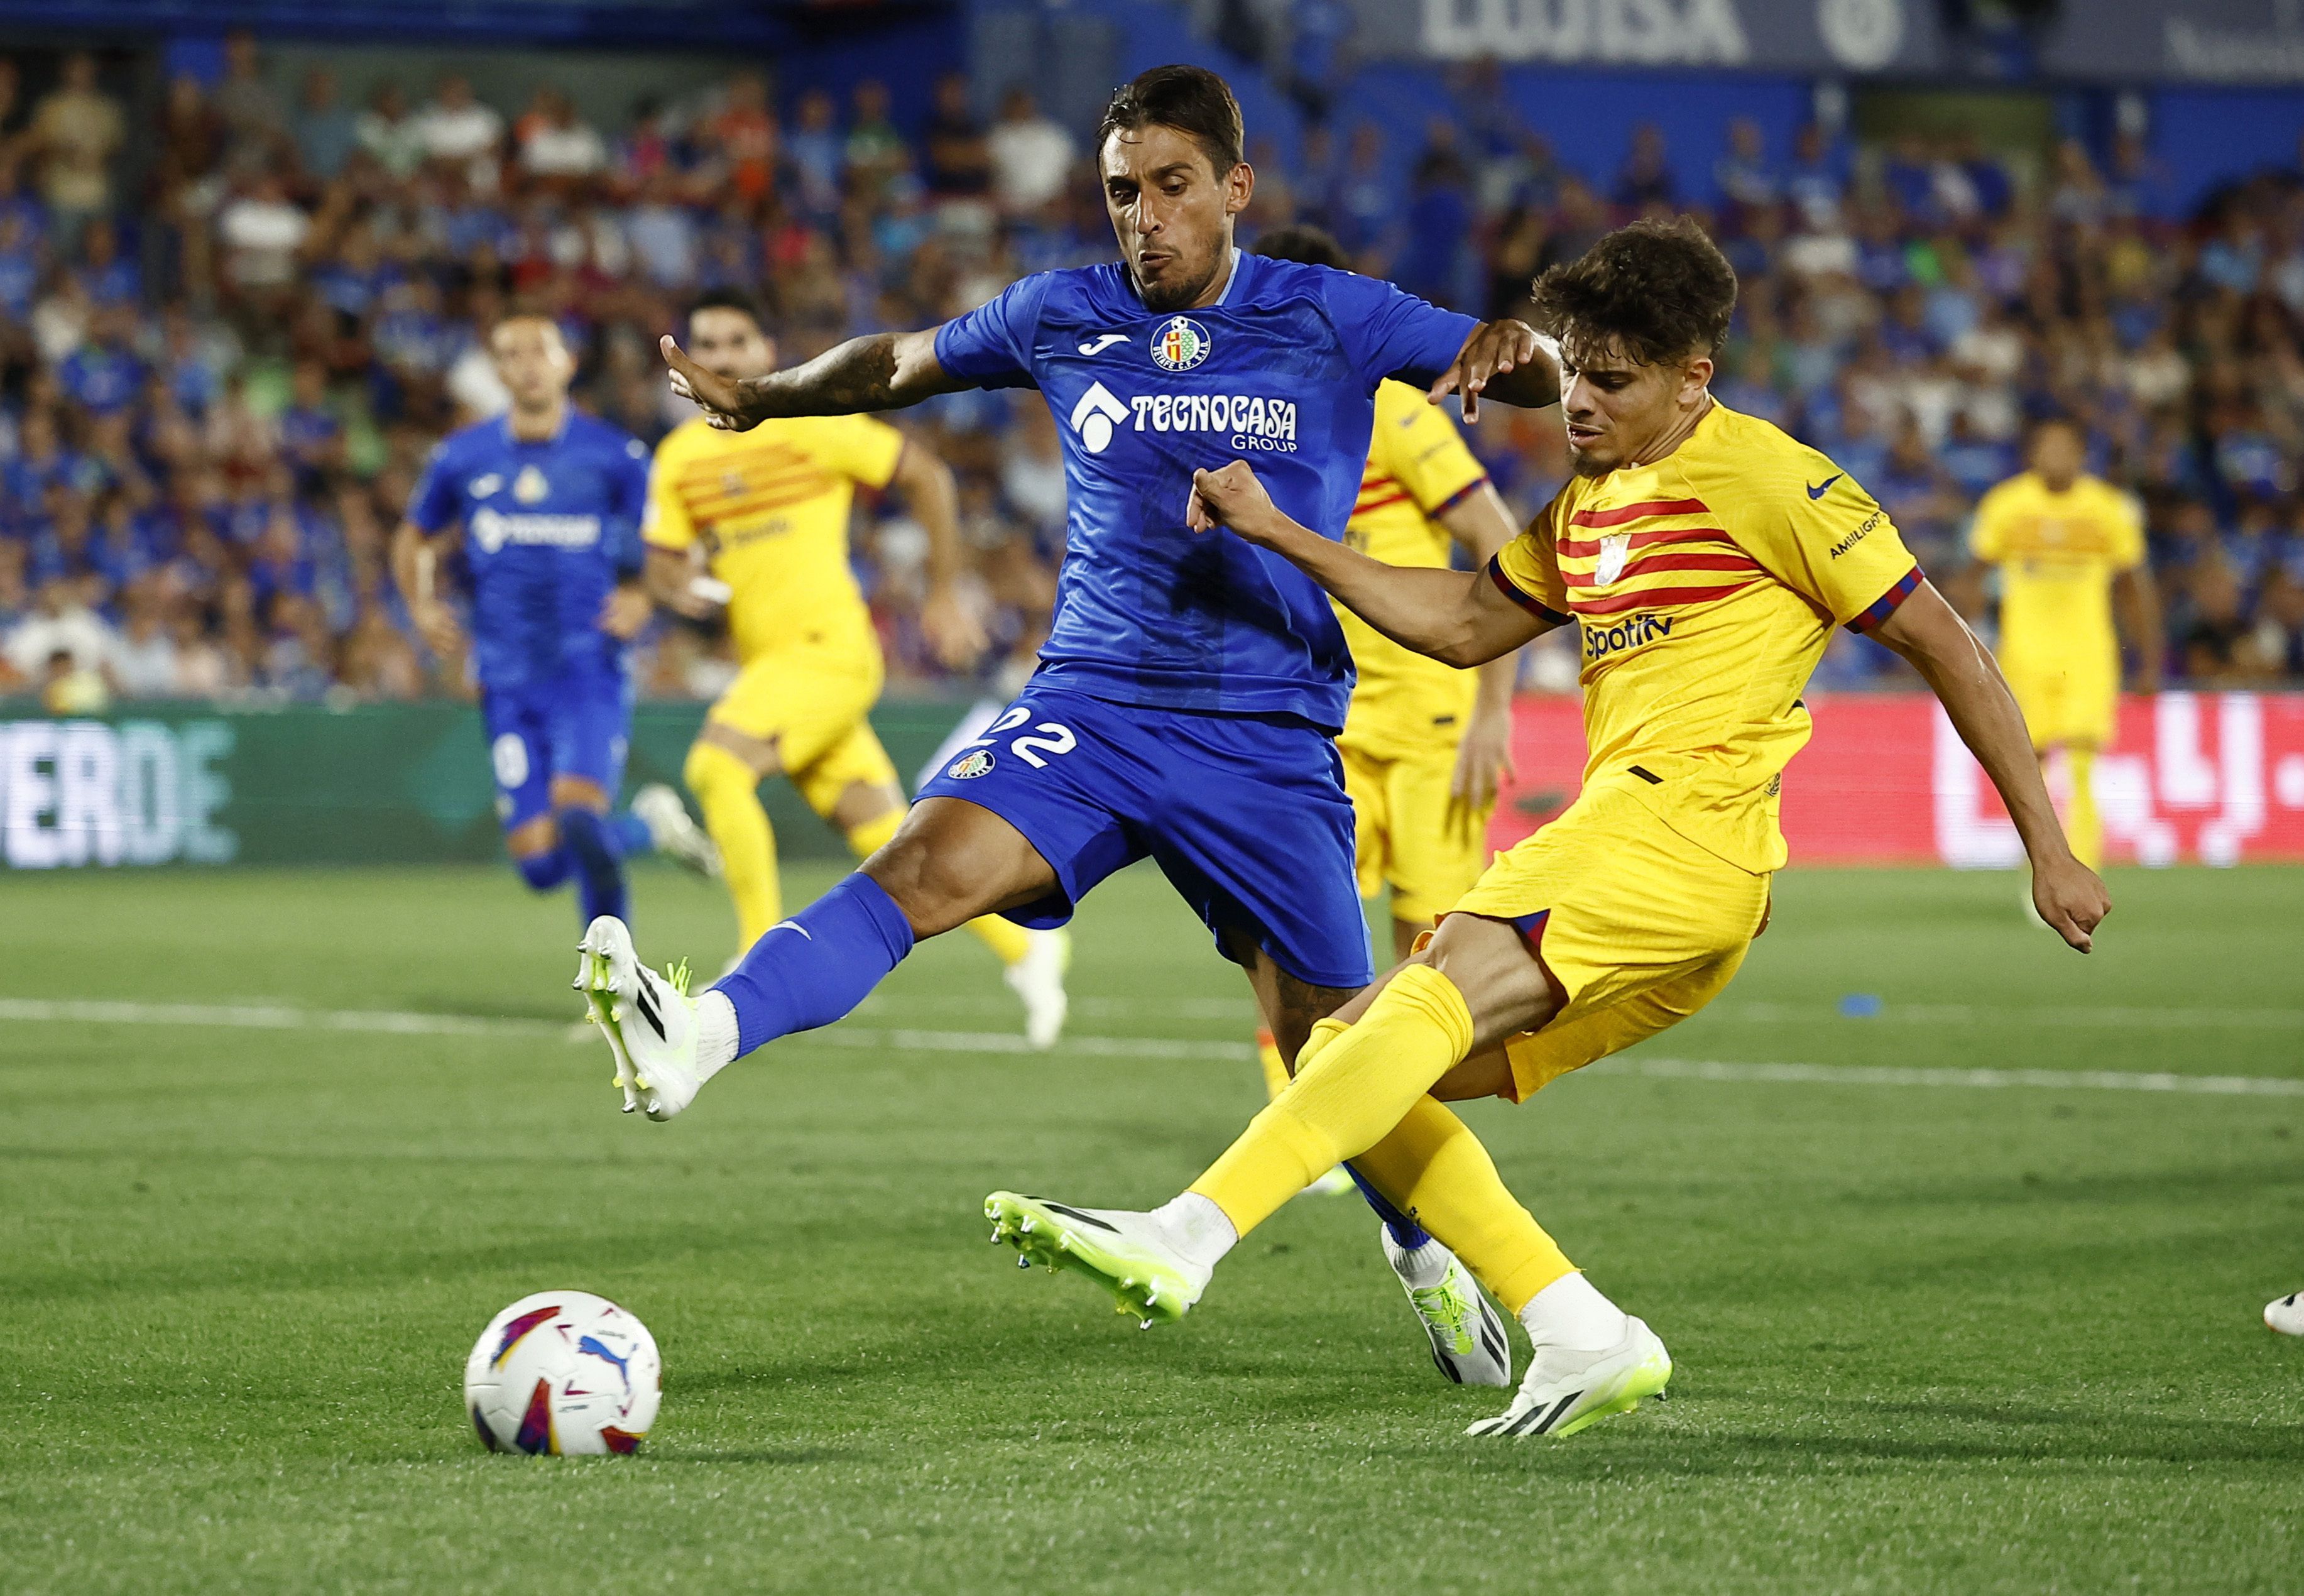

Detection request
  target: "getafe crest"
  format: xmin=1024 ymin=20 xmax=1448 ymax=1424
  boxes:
xmin=1595 ymin=532 xmax=1632 ymax=587
xmin=1150 ymin=315 xmax=1211 ymax=372
xmin=513 ymin=464 xmax=550 ymax=504
xmin=946 ymin=749 xmax=995 ymax=780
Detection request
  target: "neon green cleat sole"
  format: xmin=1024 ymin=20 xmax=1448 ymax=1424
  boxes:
xmin=984 ymin=1191 xmax=1204 ymax=1326
xmin=1550 ymin=1348 xmax=1671 ymax=1437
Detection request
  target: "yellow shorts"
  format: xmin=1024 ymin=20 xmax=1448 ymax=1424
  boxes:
xmin=1339 ymin=736 xmax=1493 ymax=924
xmin=2005 ymin=660 xmax=2117 ymax=750
xmin=1446 ymin=782 xmax=1770 ymax=1103
xmin=707 ymin=647 xmax=899 ymax=818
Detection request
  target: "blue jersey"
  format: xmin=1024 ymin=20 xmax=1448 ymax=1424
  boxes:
xmin=934 ymin=252 xmax=1477 ymax=731
xmin=408 ymin=411 xmax=650 ymax=692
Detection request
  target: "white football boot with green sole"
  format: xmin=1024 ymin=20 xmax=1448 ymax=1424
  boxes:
xmin=1466 ymin=1316 xmax=1671 ymax=1438
xmin=575 ymin=916 xmax=703 ymax=1122
xmin=985 ymin=1192 xmax=1210 ymax=1326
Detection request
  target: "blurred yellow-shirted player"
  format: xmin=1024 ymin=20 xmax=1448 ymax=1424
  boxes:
xmin=1248 ymin=232 xmax=1522 ymax=1164
xmin=1969 ymin=418 xmax=2163 ymax=870
xmin=1338 ymin=380 xmax=1524 ymax=949
xmin=644 ymin=289 xmax=1069 ymax=1045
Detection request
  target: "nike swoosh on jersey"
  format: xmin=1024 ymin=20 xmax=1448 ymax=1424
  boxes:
xmin=1806 ymin=474 xmax=1843 ymax=499
xmin=1076 ymin=334 xmax=1128 ymax=356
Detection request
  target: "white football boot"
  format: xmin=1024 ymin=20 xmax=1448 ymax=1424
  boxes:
xmin=631 ymin=782 xmax=721 ymax=878
xmin=2266 ymin=1291 xmax=2304 ymax=1335
xmin=1466 ymin=1316 xmax=1672 ymax=1438
xmin=1382 ymin=1228 xmax=1513 ymax=1387
xmin=985 ymin=1192 xmax=1211 ymax=1325
xmin=575 ymin=916 xmax=706 ymax=1122
xmin=1004 ymin=927 xmax=1071 ymax=1049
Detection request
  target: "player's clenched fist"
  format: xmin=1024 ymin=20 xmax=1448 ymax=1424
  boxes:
xmin=1188 ymin=461 xmax=1287 ymax=545
xmin=2031 ymin=854 xmax=2111 ymax=954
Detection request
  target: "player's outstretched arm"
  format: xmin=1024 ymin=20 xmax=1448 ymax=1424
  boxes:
xmin=1869 ymin=581 xmax=2110 ymax=951
xmin=1189 ymin=461 xmax=1550 ymax=668
xmin=660 ymin=329 xmax=962 ymax=432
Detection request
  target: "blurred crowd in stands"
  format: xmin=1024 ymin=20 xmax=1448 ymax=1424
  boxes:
xmin=3 ymin=37 xmax=2303 ymax=714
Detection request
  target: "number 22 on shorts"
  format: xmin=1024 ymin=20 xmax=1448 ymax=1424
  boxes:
xmin=966 ymin=706 xmax=1078 ymax=769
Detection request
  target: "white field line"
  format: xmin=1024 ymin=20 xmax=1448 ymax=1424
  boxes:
xmin=856 ymin=992 xmax=2304 ymax=1030
xmin=1712 ymin=1001 xmax=2304 ymax=1031
xmin=4 ymin=997 xmax=2303 ymax=1099
xmin=0 ymin=997 xmax=547 ymax=1037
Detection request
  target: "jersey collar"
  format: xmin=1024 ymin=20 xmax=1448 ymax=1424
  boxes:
xmin=1211 ymin=246 xmax=1243 ymax=307
xmin=500 ymin=405 xmax=570 ymax=449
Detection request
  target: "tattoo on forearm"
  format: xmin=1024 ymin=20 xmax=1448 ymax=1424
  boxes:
xmin=748 ymin=334 xmax=904 ymax=417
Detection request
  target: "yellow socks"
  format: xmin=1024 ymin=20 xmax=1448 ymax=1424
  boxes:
xmin=1191 ymin=965 xmax=1472 ymax=1237
xmin=1257 ymin=1027 xmax=1289 ymax=1098
xmin=684 ymin=741 xmax=779 ymax=948
xmin=842 ymin=807 xmax=902 ymax=859
xmin=843 ymin=804 xmax=1031 ymax=966
xmin=1353 ymin=1098 xmax=1576 ymax=1313
xmin=1247 ymin=1002 xmax=1575 ymax=1310
xmin=2065 ymin=746 xmax=2102 ymax=870
xmin=964 ymin=912 xmax=1032 ymax=966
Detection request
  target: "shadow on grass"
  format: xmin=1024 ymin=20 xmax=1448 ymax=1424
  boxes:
xmin=1364 ymin=1397 xmax=2304 ymax=1473
xmin=644 ymin=1446 xmax=848 ymax=1466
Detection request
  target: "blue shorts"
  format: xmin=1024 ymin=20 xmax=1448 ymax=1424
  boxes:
xmin=916 ymin=684 xmax=1372 ymax=990
xmin=479 ymin=675 xmax=633 ymax=833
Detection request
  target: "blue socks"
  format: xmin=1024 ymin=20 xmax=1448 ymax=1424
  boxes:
xmin=1346 ymin=1164 xmax=1433 ymax=1251
xmin=512 ymin=808 xmax=655 ymax=923
xmin=557 ymin=806 xmax=629 ymax=924
xmin=712 ymin=871 xmax=916 ymax=1056
xmin=609 ymin=811 xmax=652 ymax=856
xmin=515 ymin=848 xmax=572 ymax=893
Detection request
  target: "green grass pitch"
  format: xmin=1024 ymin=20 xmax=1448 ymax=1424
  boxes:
xmin=3 ymin=861 xmax=2301 ymax=1593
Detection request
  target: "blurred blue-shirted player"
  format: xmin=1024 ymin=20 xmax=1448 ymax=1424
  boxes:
xmin=570 ymin=67 xmax=1559 ymax=1381
xmin=392 ymin=315 xmax=717 ymax=927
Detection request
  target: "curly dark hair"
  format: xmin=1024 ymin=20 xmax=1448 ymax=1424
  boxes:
xmin=1252 ymin=224 xmax=1351 ymax=271
xmin=1529 ymin=216 xmax=1737 ymax=368
xmin=1098 ymin=65 xmax=1244 ymax=178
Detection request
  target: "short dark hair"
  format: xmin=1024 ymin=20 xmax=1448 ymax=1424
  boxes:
xmin=1098 ymin=65 xmax=1243 ymax=178
xmin=688 ymin=286 xmax=764 ymax=331
xmin=1529 ymin=216 xmax=1737 ymax=368
xmin=1252 ymin=224 xmax=1350 ymax=271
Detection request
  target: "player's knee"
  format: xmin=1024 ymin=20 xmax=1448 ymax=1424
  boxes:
xmin=1424 ymin=917 xmax=1558 ymax=1034
xmin=1431 ymin=1049 xmax=1517 ymax=1103
xmin=694 ymin=725 xmax=779 ymax=784
xmin=684 ymin=738 xmax=755 ymax=798
xmin=549 ymin=777 xmax=608 ymax=813
xmin=861 ymin=831 xmax=978 ymax=937
xmin=829 ymin=780 xmax=902 ymax=837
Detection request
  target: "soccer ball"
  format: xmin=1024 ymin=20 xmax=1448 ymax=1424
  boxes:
xmin=464 ymin=1290 xmax=661 ymax=1455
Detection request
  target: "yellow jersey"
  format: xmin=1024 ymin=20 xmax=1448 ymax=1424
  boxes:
xmin=643 ymin=413 xmax=906 ymax=664
xmin=1338 ymin=381 xmax=1493 ymax=758
xmin=1968 ymin=471 xmax=2143 ymax=676
xmin=1490 ymin=402 xmax=1921 ymax=873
